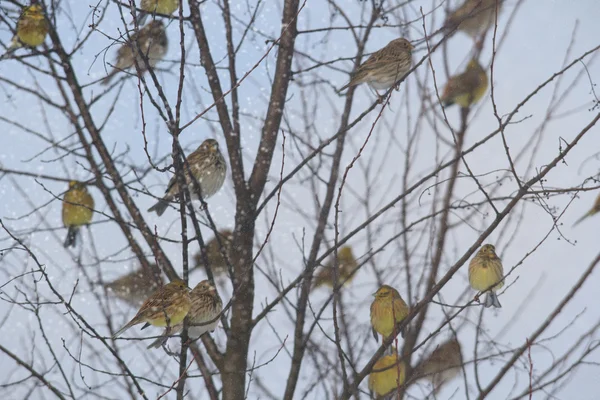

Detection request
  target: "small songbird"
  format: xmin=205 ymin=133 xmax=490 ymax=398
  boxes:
xmin=311 ymin=246 xmax=358 ymax=291
xmin=147 ymin=279 xmax=223 ymax=349
xmin=440 ymin=59 xmax=488 ymax=108
xmin=6 ymin=4 xmax=49 ymax=51
xmin=102 ymin=20 xmax=168 ymax=85
xmin=112 ymin=279 xmax=191 ymax=338
xmin=370 ymin=285 xmax=409 ymax=341
xmin=413 ymin=338 xmax=463 ymax=394
xmin=368 ymin=353 xmax=406 ymax=398
xmin=137 ymin=0 xmax=179 ymax=25
xmin=339 ymin=38 xmax=414 ymax=92
xmin=62 ymin=181 xmax=94 ymax=248
xmin=468 ymin=244 xmax=504 ymax=308
xmin=443 ymin=0 xmax=502 ymax=39
xmin=148 ymin=139 xmax=227 ymax=216
xmin=103 ymin=264 xmax=163 ymax=307
xmin=194 ymin=229 xmax=233 ymax=276
xmin=573 ymin=192 xmax=600 ymax=226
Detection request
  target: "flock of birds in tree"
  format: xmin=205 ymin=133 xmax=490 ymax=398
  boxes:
xmin=4 ymin=0 xmax=599 ymax=398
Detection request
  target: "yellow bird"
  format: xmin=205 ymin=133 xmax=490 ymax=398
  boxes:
xmin=573 ymin=192 xmax=600 ymax=226
xmin=137 ymin=0 xmax=179 ymax=25
xmin=441 ymin=59 xmax=488 ymax=108
xmin=311 ymin=246 xmax=358 ymax=291
xmin=62 ymin=181 xmax=94 ymax=248
xmin=370 ymin=285 xmax=409 ymax=341
xmin=7 ymin=4 xmax=49 ymax=51
xmin=468 ymin=244 xmax=504 ymax=308
xmin=368 ymin=353 xmax=405 ymax=398
xmin=413 ymin=338 xmax=463 ymax=394
xmin=112 ymin=279 xmax=191 ymax=338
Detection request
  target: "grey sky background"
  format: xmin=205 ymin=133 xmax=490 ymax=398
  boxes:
xmin=1 ymin=0 xmax=600 ymax=399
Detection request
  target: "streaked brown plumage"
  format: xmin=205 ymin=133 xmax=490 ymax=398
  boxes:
xmin=148 ymin=139 xmax=227 ymax=216
xmin=573 ymin=192 xmax=600 ymax=226
xmin=193 ymin=229 xmax=233 ymax=276
xmin=311 ymin=246 xmax=357 ymax=291
xmin=112 ymin=279 xmax=190 ymax=338
xmin=468 ymin=244 xmax=504 ymax=308
xmin=103 ymin=264 xmax=163 ymax=307
xmin=102 ymin=21 xmax=168 ymax=85
xmin=340 ymin=38 xmax=413 ymax=92
xmin=370 ymin=285 xmax=409 ymax=341
xmin=368 ymin=353 xmax=406 ymax=398
xmin=413 ymin=338 xmax=463 ymax=394
xmin=62 ymin=181 xmax=94 ymax=248
xmin=441 ymin=59 xmax=488 ymax=108
xmin=147 ymin=280 xmax=222 ymax=349
xmin=443 ymin=0 xmax=502 ymax=39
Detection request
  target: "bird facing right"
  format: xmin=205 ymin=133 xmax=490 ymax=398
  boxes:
xmin=368 ymin=353 xmax=406 ymax=398
xmin=148 ymin=139 xmax=227 ymax=216
xmin=412 ymin=338 xmax=463 ymax=394
xmin=102 ymin=20 xmax=168 ymax=85
xmin=7 ymin=4 xmax=49 ymax=51
xmin=468 ymin=244 xmax=504 ymax=308
xmin=443 ymin=0 xmax=503 ymax=39
xmin=573 ymin=192 xmax=600 ymax=226
xmin=147 ymin=279 xmax=222 ymax=349
xmin=62 ymin=181 xmax=95 ymax=248
xmin=370 ymin=285 xmax=409 ymax=341
xmin=339 ymin=38 xmax=414 ymax=92
xmin=441 ymin=59 xmax=488 ymax=108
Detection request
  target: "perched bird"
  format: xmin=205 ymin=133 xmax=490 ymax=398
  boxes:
xmin=112 ymin=279 xmax=191 ymax=338
xmin=193 ymin=229 xmax=233 ymax=276
xmin=102 ymin=21 xmax=168 ymax=85
xmin=441 ymin=59 xmax=488 ymax=108
xmin=468 ymin=244 xmax=504 ymax=308
xmin=6 ymin=4 xmax=49 ymax=51
xmin=573 ymin=192 xmax=600 ymax=226
xmin=62 ymin=181 xmax=94 ymax=248
xmin=103 ymin=264 xmax=163 ymax=307
xmin=443 ymin=0 xmax=502 ymax=39
xmin=339 ymin=38 xmax=413 ymax=92
xmin=148 ymin=139 xmax=227 ymax=216
xmin=368 ymin=353 xmax=406 ymax=398
xmin=370 ymin=285 xmax=409 ymax=341
xmin=311 ymin=246 xmax=358 ymax=291
xmin=413 ymin=338 xmax=463 ymax=394
xmin=136 ymin=0 xmax=179 ymax=25
xmin=147 ymin=280 xmax=222 ymax=349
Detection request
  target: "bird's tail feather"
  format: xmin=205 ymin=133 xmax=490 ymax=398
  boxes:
xmin=112 ymin=321 xmax=134 ymax=338
xmin=572 ymin=211 xmax=592 ymax=227
xmin=484 ymin=292 xmax=501 ymax=308
xmin=63 ymin=226 xmax=79 ymax=248
xmin=148 ymin=198 xmax=169 ymax=216
xmin=147 ymin=333 xmax=169 ymax=349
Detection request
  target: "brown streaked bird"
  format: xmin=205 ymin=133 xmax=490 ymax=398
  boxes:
xmin=193 ymin=229 xmax=233 ymax=276
xmin=339 ymin=38 xmax=414 ymax=92
xmin=443 ymin=0 xmax=503 ymax=39
xmin=62 ymin=181 xmax=94 ymax=248
xmin=368 ymin=353 xmax=406 ymax=398
xmin=103 ymin=264 xmax=163 ymax=307
xmin=413 ymin=338 xmax=463 ymax=394
xmin=468 ymin=244 xmax=504 ymax=308
xmin=573 ymin=192 xmax=600 ymax=226
xmin=370 ymin=285 xmax=409 ymax=341
xmin=136 ymin=0 xmax=179 ymax=25
xmin=148 ymin=139 xmax=227 ymax=216
xmin=311 ymin=246 xmax=358 ymax=291
xmin=147 ymin=280 xmax=223 ymax=349
xmin=441 ymin=59 xmax=488 ymax=108
xmin=102 ymin=20 xmax=168 ymax=85
xmin=6 ymin=4 xmax=49 ymax=52
xmin=112 ymin=279 xmax=190 ymax=338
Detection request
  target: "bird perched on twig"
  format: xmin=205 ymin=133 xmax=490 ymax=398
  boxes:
xmin=370 ymin=285 xmax=409 ymax=342
xmin=469 ymin=244 xmax=504 ymax=308
xmin=147 ymin=280 xmax=222 ymax=349
xmin=412 ymin=338 xmax=463 ymax=394
xmin=5 ymin=4 xmax=49 ymax=55
xmin=573 ymin=192 xmax=600 ymax=226
xmin=103 ymin=264 xmax=163 ymax=307
xmin=339 ymin=38 xmax=413 ymax=92
xmin=112 ymin=279 xmax=190 ymax=338
xmin=311 ymin=246 xmax=358 ymax=291
xmin=136 ymin=0 xmax=179 ymax=25
xmin=101 ymin=21 xmax=168 ymax=85
xmin=443 ymin=0 xmax=502 ymax=39
xmin=194 ymin=229 xmax=233 ymax=277
xmin=148 ymin=139 xmax=227 ymax=216
xmin=62 ymin=181 xmax=94 ymax=248
xmin=368 ymin=353 xmax=405 ymax=398
xmin=441 ymin=59 xmax=488 ymax=108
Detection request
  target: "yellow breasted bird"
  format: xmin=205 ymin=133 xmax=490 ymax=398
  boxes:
xmin=468 ymin=244 xmax=504 ymax=308
xmin=368 ymin=353 xmax=406 ymax=398
xmin=370 ymin=285 xmax=409 ymax=341
xmin=573 ymin=192 xmax=600 ymax=226
xmin=441 ymin=59 xmax=488 ymax=108
xmin=7 ymin=4 xmax=49 ymax=52
xmin=137 ymin=0 xmax=179 ymax=25
xmin=311 ymin=246 xmax=358 ymax=291
xmin=62 ymin=181 xmax=94 ymax=248
xmin=112 ymin=279 xmax=191 ymax=338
